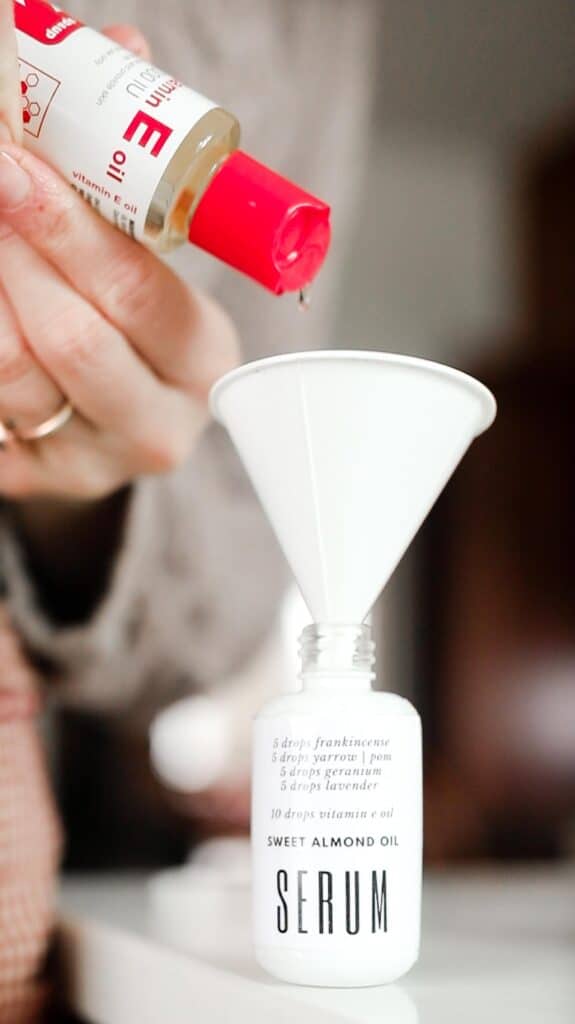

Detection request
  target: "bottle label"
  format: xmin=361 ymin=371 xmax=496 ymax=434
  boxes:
xmin=252 ymin=711 xmax=422 ymax=951
xmin=14 ymin=0 xmax=216 ymax=239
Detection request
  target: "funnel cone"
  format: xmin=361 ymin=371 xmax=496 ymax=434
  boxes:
xmin=210 ymin=352 xmax=496 ymax=624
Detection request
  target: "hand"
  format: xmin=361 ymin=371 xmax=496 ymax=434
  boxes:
xmin=0 ymin=12 xmax=239 ymax=501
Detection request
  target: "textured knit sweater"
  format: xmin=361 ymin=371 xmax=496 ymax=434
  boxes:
xmin=1 ymin=0 xmax=378 ymax=718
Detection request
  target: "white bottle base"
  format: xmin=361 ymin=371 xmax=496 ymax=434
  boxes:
xmin=255 ymin=945 xmax=419 ymax=988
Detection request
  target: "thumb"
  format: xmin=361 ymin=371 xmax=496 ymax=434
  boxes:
xmin=0 ymin=0 xmax=21 ymax=142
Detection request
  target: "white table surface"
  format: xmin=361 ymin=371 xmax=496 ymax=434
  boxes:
xmin=59 ymin=865 xmax=575 ymax=1023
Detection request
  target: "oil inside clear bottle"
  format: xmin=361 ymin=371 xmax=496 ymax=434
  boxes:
xmin=144 ymin=107 xmax=240 ymax=252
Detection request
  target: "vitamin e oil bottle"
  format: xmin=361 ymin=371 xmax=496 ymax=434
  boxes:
xmin=13 ymin=0 xmax=331 ymax=292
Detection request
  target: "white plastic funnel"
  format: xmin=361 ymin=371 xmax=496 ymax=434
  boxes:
xmin=210 ymin=352 xmax=496 ymax=624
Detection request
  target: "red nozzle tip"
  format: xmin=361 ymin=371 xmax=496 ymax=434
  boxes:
xmin=187 ymin=151 xmax=331 ymax=294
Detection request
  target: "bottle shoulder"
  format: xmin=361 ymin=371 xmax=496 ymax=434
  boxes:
xmin=255 ymin=689 xmax=420 ymax=720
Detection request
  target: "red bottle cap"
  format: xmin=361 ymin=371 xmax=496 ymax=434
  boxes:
xmin=187 ymin=151 xmax=331 ymax=294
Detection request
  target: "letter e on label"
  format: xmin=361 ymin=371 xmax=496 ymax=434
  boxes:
xmin=123 ymin=110 xmax=173 ymax=157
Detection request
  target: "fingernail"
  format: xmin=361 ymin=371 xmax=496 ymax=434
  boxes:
xmin=0 ymin=151 xmax=31 ymax=209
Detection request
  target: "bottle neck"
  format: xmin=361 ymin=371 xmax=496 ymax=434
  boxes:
xmin=299 ymin=623 xmax=375 ymax=692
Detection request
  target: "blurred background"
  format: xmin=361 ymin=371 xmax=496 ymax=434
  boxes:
xmin=55 ymin=0 xmax=575 ymax=871
xmin=341 ymin=0 xmax=575 ymax=863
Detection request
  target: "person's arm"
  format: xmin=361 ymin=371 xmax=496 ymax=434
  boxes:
xmin=0 ymin=5 xmax=238 ymax=662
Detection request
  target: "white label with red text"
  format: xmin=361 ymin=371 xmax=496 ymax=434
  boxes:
xmin=251 ymin=712 xmax=422 ymax=951
xmin=14 ymin=0 xmax=215 ymax=239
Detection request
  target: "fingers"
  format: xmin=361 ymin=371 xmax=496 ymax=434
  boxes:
xmin=0 ymin=412 xmax=120 ymax=499
xmin=102 ymin=24 xmax=151 ymax=60
xmin=0 ymin=0 xmax=20 ymax=141
xmin=0 ymin=281 xmax=64 ymax=434
xmin=0 ymin=145 xmax=240 ymax=394
xmin=0 ymin=229 xmax=206 ymax=463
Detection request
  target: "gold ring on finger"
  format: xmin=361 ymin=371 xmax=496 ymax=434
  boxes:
xmin=5 ymin=400 xmax=74 ymax=443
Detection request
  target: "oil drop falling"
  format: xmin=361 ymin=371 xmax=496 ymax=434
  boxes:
xmin=298 ymin=287 xmax=311 ymax=312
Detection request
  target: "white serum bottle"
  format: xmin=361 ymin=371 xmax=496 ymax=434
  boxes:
xmin=210 ymin=351 xmax=496 ymax=987
xmin=252 ymin=622 xmax=422 ymax=986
